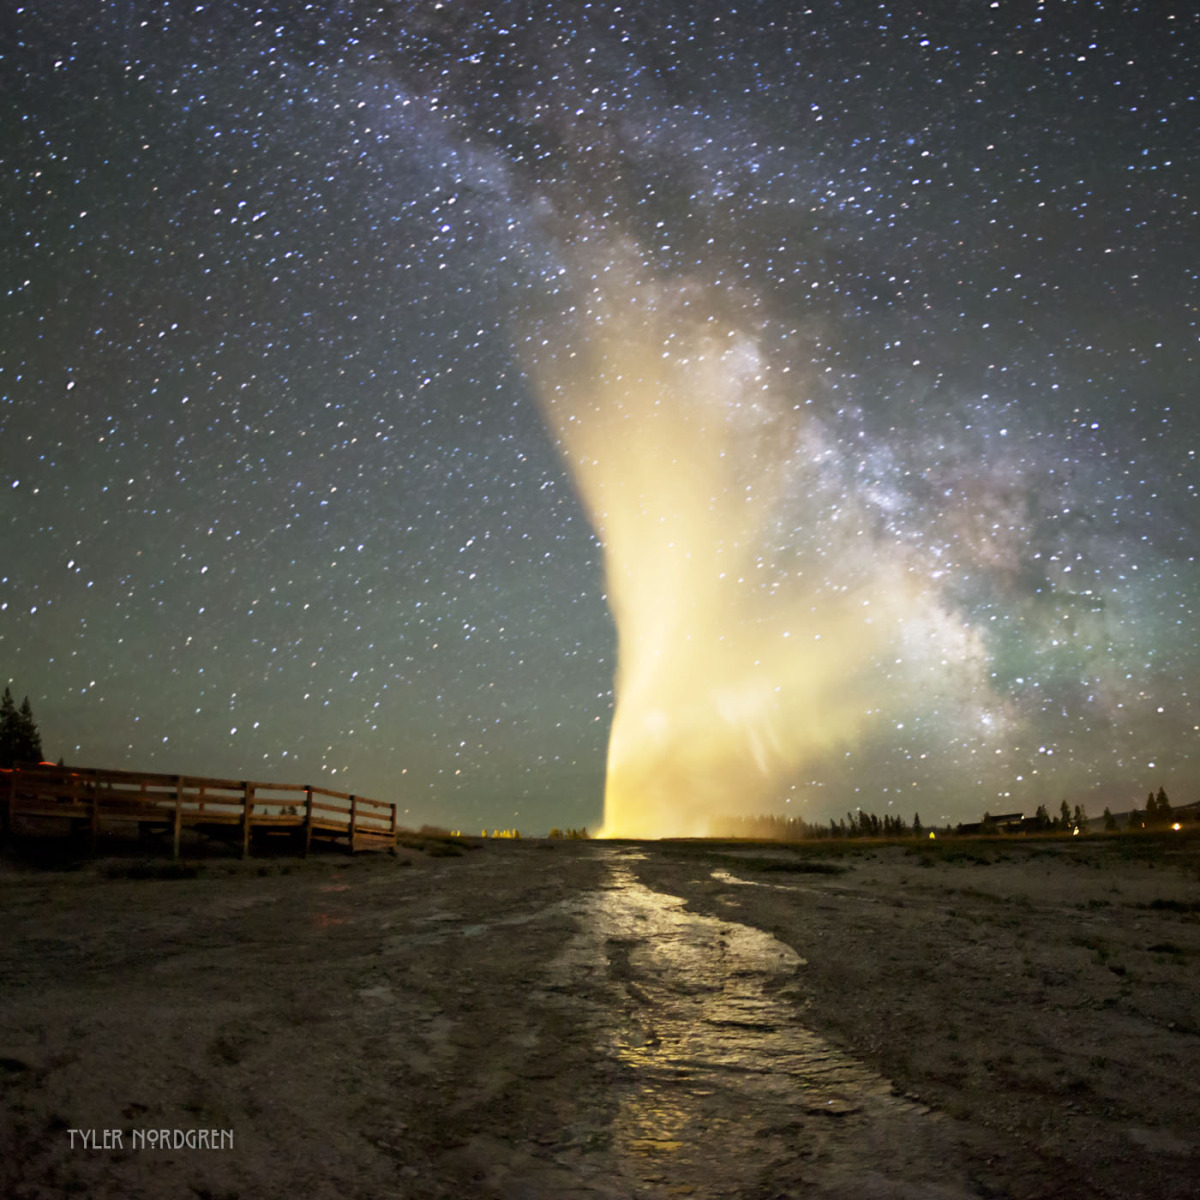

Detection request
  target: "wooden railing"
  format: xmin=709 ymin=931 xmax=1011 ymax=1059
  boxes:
xmin=2 ymin=762 xmax=399 ymax=858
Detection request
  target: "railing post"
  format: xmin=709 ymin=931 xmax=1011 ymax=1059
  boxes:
xmin=241 ymin=781 xmax=254 ymax=858
xmin=348 ymin=794 xmax=357 ymax=854
xmin=390 ymin=801 xmax=397 ymax=849
xmin=88 ymin=777 xmax=99 ymax=854
xmin=303 ymin=786 xmax=314 ymax=857
xmin=2 ymin=766 xmax=16 ymax=849
xmin=172 ymin=776 xmax=184 ymax=860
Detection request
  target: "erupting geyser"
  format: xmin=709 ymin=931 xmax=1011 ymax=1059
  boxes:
xmin=529 ymin=251 xmax=927 ymax=837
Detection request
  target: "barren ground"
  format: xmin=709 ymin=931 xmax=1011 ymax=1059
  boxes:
xmin=1 ymin=832 xmax=1198 ymax=1198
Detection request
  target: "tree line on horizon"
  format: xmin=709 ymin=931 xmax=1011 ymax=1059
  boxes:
xmin=1003 ymin=800 xmax=1088 ymax=834
xmin=714 ymin=810 xmax=927 ymax=841
xmin=1123 ymin=787 xmax=1178 ymax=831
xmin=716 ymin=788 xmax=1189 ymax=842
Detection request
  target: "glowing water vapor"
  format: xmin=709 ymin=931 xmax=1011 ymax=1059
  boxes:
xmin=530 ymin=255 xmax=936 ymax=837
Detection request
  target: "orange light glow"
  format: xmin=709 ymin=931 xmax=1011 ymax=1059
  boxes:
xmin=528 ymin=247 xmax=993 ymax=838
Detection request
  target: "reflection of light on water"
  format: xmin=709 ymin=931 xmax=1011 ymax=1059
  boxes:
xmin=543 ymin=852 xmax=976 ymax=1194
xmin=710 ymin=866 xmax=811 ymax=898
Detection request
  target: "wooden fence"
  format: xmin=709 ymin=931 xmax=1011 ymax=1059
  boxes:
xmin=2 ymin=762 xmax=398 ymax=858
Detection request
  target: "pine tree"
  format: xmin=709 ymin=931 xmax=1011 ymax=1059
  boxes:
xmin=1103 ymin=806 xmax=1118 ymax=832
xmin=1145 ymin=791 xmax=1158 ymax=825
xmin=16 ymin=696 xmax=42 ymax=763
xmin=1156 ymin=787 xmax=1172 ymax=826
xmin=0 ymin=689 xmax=44 ymax=767
xmin=1059 ymin=799 xmax=1071 ymax=831
xmin=0 ymin=687 xmax=16 ymax=768
xmin=912 ymin=812 xmax=923 ymax=837
xmin=1073 ymin=803 xmax=1088 ymax=833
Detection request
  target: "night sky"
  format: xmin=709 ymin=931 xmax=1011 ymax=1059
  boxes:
xmin=2 ymin=1 xmax=1196 ymax=834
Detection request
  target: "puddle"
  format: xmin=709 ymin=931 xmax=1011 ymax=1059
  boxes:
xmin=539 ymin=851 xmax=983 ymax=1198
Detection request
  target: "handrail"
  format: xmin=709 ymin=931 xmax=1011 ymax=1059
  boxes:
xmin=3 ymin=762 xmax=400 ymax=859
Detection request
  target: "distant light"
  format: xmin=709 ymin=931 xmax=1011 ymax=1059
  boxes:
xmin=928 ymin=831 xmax=936 ymax=839
xmin=1173 ymin=823 xmax=1182 ymax=832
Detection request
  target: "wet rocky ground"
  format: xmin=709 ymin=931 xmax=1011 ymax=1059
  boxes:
xmin=1 ymin=833 xmax=1198 ymax=1198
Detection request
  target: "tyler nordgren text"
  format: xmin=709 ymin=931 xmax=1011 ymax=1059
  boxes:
xmin=68 ymin=1129 xmax=234 ymax=1150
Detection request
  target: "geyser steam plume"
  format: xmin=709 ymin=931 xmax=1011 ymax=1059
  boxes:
xmin=529 ymin=251 xmax=943 ymax=838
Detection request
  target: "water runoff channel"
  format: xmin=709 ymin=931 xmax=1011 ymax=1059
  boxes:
xmin=530 ymin=847 xmax=988 ymax=1199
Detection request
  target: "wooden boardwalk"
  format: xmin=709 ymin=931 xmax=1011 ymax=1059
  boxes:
xmin=2 ymin=762 xmax=398 ymax=858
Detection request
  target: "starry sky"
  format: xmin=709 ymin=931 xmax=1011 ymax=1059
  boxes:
xmin=2 ymin=0 xmax=1197 ymax=834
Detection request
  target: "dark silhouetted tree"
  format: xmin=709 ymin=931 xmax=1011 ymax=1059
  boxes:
xmin=912 ymin=812 xmax=923 ymax=837
xmin=17 ymin=696 xmax=42 ymax=762
xmin=1103 ymin=806 xmax=1118 ymax=832
xmin=1155 ymin=787 xmax=1172 ymax=827
xmin=1073 ymin=803 xmax=1088 ymax=833
xmin=0 ymin=687 xmax=43 ymax=768
xmin=0 ymin=688 xmax=15 ymax=766
xmin=1127 ymin=805 xmax=1143 ymax=831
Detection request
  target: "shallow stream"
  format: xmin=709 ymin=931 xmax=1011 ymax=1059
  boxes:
xmin=536 ymin=849 xmax=983 ymax=1198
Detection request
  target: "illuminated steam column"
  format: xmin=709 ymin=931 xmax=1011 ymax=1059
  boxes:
xmin=530 ymin=256 xmax=898 ymax=837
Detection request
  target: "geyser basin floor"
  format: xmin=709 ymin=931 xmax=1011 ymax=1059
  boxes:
xmin=1 ymin=838 xmax=1198 ymax=1198
xmin=540 ymin=852 xmax=981 ymax=1197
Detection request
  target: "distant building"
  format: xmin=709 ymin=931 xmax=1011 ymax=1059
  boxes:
xmin=957 ymin=811 xmax=1025 ymax=835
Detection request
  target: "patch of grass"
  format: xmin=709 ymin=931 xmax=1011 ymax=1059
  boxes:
xmin=734 ymin=856 xmax=845 ymax=875
xmin=1147 ymin=898 xmax=1200 ymax=913
xmin=397 ymin=830 xmax=471 ymax=854
xmin=657 ymin=840 xmax=851 ymax=871
xmin=946 ymin=850 xmax=993 ymax=865
xmin=904 ymin=841 xmax=998 ymax=866
xmin=422 ymin=839 xmax=465 ymax=858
